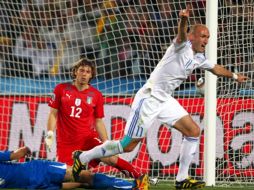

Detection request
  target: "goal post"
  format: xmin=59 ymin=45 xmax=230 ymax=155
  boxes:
xmin=204 ymin=0 xmax=218 ymax=186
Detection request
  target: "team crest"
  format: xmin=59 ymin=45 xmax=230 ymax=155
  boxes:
xmin=75 ymin=98 xmax=81 ymax=106
xmin=87 ymin=96 xmax=92 ymax=104
xmin=50 ymin=93 xmax=55 ymax=101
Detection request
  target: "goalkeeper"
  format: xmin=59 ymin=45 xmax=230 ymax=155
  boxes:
xmin=45 ymin=58 xmax=145 ymax=182
xmin=72 ymin=5 xmax=249 ymax=190
xmin=0 ymin=146 xmax=142 ymax=189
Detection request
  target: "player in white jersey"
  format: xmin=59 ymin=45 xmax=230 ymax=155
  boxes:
xmin=72 ymin=6 xmax=249 ymax=189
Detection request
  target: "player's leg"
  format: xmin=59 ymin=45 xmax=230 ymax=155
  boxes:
xmin=101 ymin=155 xmax=142 ymax=179
xmin=158 ymin=96 xmax=205 ymax=189
xmin=174 ymin=115 xmax=200 ymax=137
xmin=72 ymin=138 xmax=142 ymax=181
xmin=73 ymin=89 xmax=158 ymax=181
xmin=174 ymin=115 xmax=200 ymax=182
xmin=162 ymin=97 xmax=204 ymax=189
xmin=174 ymin=115 xmax=205 ymax=189
xmin=82 ymin=133 xmax=142 ymax=179
xmin=75 ymin=95 xmax=153 ymax=163
xmin=72 ymin=139 xmax=126 ymax=181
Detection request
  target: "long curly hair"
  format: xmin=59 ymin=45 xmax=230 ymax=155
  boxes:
xmin=71 ymin=58 xmax=96 ymax=82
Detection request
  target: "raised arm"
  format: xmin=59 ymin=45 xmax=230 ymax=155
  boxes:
xmin=210 ymin=64 xmax=249 ymax=83
xmin=176 ymin=5 xmax=190 ymax=44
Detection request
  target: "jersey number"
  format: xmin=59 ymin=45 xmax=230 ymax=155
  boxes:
xmin=70 ymin=106 xmax=82 ymax=118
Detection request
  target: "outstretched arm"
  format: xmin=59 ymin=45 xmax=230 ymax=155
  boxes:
xmin=210 ymin=64 xmax=249 ymax=83
xmin=176 ymin=5 xmax=190 ymax=44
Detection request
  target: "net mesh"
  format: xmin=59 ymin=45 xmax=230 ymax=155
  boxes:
xmin=0 ymin=0 xmax=253 ymax=186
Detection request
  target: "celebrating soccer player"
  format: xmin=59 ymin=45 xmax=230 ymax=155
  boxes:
xmin=72 ymin=6 xmax=248 ymax=190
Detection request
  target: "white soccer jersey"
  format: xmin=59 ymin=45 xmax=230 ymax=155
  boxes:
xmin=143 ymin=39 xmax=215 ymax=101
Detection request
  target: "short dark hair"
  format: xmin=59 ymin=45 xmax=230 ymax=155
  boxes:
xmin=71 ymin=58 xmax=96 ymax=80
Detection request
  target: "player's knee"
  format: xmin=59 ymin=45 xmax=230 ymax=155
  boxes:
xmin=175 ymin=115 xmax=201 ymax=137
xmin=178 ymin=121 xmax=201 ymax=137
xmin=192 ymin=126 xmax=200 ymax=137
xmin=186 ymin=125 xmax=200 ymax=137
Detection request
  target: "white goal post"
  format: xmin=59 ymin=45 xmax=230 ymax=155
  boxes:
xmin=0 ymin=0 xmax=253 ymax=187
xmin=204 ymin=0 xmax=218 ymax=186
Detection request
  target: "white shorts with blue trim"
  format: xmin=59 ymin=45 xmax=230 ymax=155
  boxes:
xmin=124 ymin=87 xmax=188 ymax=138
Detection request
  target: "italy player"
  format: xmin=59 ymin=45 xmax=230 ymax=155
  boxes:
xmin=45 ymin=58 xmax=145 ymax=183
xmin=0 ymin=146 xmax=144 ymax=189
xmin=72 ymin=6 xmax=249 ymax=189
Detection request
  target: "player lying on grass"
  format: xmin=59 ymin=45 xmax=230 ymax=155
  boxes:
xmin=0 ymin=146 xmax=146 ymax=189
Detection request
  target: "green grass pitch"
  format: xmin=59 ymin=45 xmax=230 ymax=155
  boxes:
xmin=81 ymin=180 xmax=254 ymax=190
xmin=7 ymin=181 xmax=254 ymax=190
xmin=146 ymin=181 xmax=254 ymax=190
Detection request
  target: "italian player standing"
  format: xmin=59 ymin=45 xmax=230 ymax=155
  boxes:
xmin=72 ymin=6 xmax=249 ymax=190
xmin=45 ymin=58 xmax=148 ymax=188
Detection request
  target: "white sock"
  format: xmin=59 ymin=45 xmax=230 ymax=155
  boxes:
xmin=176 ymin=137 xmax=198 ymax=182
xmin=79 ymin=140 xmax=123 ymax=164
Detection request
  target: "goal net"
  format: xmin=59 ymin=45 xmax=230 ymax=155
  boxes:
xmin=0 ymin=0 xmax=253 ymax=186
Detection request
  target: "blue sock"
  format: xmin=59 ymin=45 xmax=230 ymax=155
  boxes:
xmin=92 ymin=173 xmax=134 ymax=189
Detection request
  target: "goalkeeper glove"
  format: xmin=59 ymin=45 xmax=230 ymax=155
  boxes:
xmin=45 ymin=130 xmax=54 ymax=152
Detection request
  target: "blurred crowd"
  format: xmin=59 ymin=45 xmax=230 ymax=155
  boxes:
xmin=0 ymin=0 xmax=253 ymax=88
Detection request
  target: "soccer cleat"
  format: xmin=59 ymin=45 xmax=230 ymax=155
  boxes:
xmin=175 ymin=177 xmax=206 ymax=189
xmin=133 ymin=174 xmax=150 ymax=190
xmin=72 ymin=150 xmax=85 ymax=181
xmin=149 ymin=177 xmax=159 ymax=186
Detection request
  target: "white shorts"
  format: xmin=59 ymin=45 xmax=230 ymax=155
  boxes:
xmin=124 ymin=88 xmax=188 ymax=138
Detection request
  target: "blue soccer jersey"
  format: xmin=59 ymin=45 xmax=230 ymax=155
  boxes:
xmin=0 ymin=151 xmax=66 ymax=189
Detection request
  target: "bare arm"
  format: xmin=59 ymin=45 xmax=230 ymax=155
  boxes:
xmin=45 ymin=108 xmax=58 ymax=151
xmin=210 ymin=64 xmax=249 ymax=83
xmin=176 ymin=6 xmax=190 ymax=44
xmin=47 ymin=108 xmax=58 ymax=132
xmin=95 ymin=118 xmax=108 ymax=142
